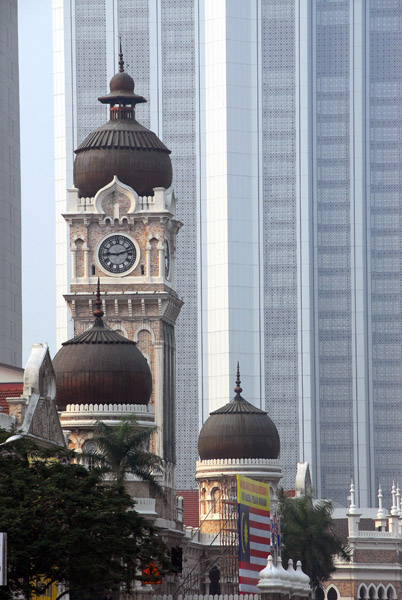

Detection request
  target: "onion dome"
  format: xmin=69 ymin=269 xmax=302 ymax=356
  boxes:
xmin=198 ymin=365 xmax=280 ymax=461
xmin=53 ymin=282 xmax=152 ymax=410
xmin=73 ymin=43 xmax=172 ymax=198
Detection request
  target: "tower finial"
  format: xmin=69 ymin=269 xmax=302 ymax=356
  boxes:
xmin=377 ymin=484 xmax=386 ymax=519
xmin=234 ymin=362 xmax=242 ymax=395
xmin=93 ymin=277 xmax=104 ymax=319
xmin=391 ymin=481 xmax=398 ymax=516
xmin=348 ymin=479 xmax=356 ymax=514
xmin=119 ymin=36 xmax=124 ymax=73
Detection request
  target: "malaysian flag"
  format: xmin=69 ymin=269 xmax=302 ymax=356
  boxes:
xmin=237 ymin=475 xmax=271 ymax=594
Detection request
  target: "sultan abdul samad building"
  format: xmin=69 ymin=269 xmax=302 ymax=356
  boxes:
xmin=48 ymin=51 xmax=284 ymax=596
xmin=5 ymin=46 xmax=402 ymax=600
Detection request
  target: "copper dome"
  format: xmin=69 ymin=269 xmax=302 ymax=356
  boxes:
xmin=198 ymin=368 xmax=280 ymax=461
xmin=53 ymin=290 xmax=152 ymax=410
xmin=73 ymin=51 xmax=172 ymax=198
xmin=109 ymin=71 xmax=135 ymax=95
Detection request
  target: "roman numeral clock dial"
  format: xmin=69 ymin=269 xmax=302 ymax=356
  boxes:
xmin=98 ymin=235 xmax=137 ymax=274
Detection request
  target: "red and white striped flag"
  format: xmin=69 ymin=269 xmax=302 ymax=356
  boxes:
xmin=237 ymin=475 xmax=271 ymax=594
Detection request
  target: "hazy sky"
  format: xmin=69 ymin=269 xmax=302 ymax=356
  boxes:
xmin=19 ymin=0 xmax=56 ymax=364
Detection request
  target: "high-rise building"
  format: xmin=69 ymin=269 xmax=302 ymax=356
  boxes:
xmin=0 ymin=0 xmax=22 ymax=368
xmin=53 ymin=0 xmax=402 ymax=506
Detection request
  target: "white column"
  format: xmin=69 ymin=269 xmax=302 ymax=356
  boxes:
xmin=350 ymin=0 xmax=372 ymax=508
xmin=83 ymin=244 xmax=89 ymax=281
xmin=202 ymin=0 xmax=261 ymax=413
xmin=148 ymin=0 xmax=162 ymax=137
xmin=295 ymin=0 xmax=316 ymax=479
xmin=105 ymin=0 xmax=117 ymax=80
xmin=145 ymin=242 xmax=151 ymax=279
xmin=53 ymin=0 xmax=75 ymax=347
xmin=70 ymin=246 xmax=76 ymax=282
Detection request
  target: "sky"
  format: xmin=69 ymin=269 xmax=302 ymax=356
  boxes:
xmin=18 ymin=0 xmax=56 ymax=364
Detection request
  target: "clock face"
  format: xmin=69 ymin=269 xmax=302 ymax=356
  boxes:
xmin=164 ymin=239 xmax=170 ymax=279
xmin=98 ymin=235 xmax=137 ymax=274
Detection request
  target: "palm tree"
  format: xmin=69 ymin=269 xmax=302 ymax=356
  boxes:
xmin=90 ymin=416 xmax=164 ymax=498
xmin=279 ymin=490 xmax=350 ymax=594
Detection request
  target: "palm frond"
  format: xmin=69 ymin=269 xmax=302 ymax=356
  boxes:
xmin=92 ymin=416 xmax=165 ymax=498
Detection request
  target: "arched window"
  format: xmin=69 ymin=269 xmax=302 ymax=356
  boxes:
xmin=387 ymin=586 xmax=396 ymax=600
xmin=327 ymin=587 xmax=338 ymax=600
xmin=211 ymin=487 xmax=220 ymax=515
xmin=74 ymin=239 xmax=84 ymax=278
xmin=378 ymin=586 xmax=385 ymax=600
xmin=369 ymin=586 xmax=376 ymax=600
xmin=316 ymin=588 xmax=324 ymax=600
xmin=209 ymin=566 xmax=220 ymax=596
xmin=82 ymin=439 xmax=97 ymax=470
xmin=359 ymin=585 xmax=367 ymax=600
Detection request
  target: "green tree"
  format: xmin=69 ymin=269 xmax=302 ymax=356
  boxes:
xmin=0 ymin=438 xmax=169 ymax=600
xmin=91 ymin=416 xmax=165 ymax=496
xmin=279 ymin=491 xmax=350 ymax=594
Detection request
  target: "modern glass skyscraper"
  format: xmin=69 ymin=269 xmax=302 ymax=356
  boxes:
xmin=53 ymin=0 xmax=402 ymax=506
xmin=0 ymin=0 xmax=22 ymax=368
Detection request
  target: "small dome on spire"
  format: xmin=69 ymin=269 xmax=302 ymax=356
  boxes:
xmin=198 ymin=365 xmax=280 ymax=461
xmin=108 ymin=71 xmax=136 ymax=96
xmin=101 ymin=38 xmax=144 ymax=103
xmin=53 ymin=281 xmax=152 ymax=410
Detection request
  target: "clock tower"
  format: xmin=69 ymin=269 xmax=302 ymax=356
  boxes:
xmin=61 ymin=52 xmax=183 ymax=465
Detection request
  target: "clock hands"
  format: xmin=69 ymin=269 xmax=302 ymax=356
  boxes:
xmin=104 ymin=248 xmax=131 ymax=257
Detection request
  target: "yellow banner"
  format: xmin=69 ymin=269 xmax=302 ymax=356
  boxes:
xmin=237 ymin=474 xmax=270 ymax=510
xmin=32 ymin=580 xmax=58 ymax=599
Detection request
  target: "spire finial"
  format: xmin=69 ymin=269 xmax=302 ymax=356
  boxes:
xmin=119 ymin=36 xmax=124 ymax=73
xmin=391 ymin=481 xmax=398 ymax=516
xmin=349 ymin=479 xmax=356 ymax=514
xmin=93 ymin=278 xmax=104 ymax=319
xmin=377 ymin=484 xmax=386 ymax=519
xmin=234 ymin=362 xmax=242 ymax=395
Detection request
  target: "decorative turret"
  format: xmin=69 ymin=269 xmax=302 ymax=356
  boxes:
xmin=198 ymin=364 xmax=280 ymax=461
xmin=375 ymin=484 xmax=387 ymax=531
xmin=73 ymin=44 xmax=172 ymax=198
xmin=53 ymin=281 xmax=152 ymax=410
xmin=258 ymin=556 xmax=311 ymax=599
xmin=347 ymin=479 xmax=361 ymax=537
xmin=196 ymin=364 xmax=282 ymax=539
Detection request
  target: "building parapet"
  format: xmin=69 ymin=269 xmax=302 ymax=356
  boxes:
xmin=132 ymin=497 xmax=157 ymax=515
xmin=152 ymin=595 xmax=259 ymax=600
xmin=183 ymin=526 xmax=220 ymax=546
xmin=64 ymin=403 xmax=154 ymax=414
xmin=356 ymin=530 xmax=393 ymax=538
xmin=196 ymin=458 xmax=281 ymax=467
xmin=67 ymin=182 xmax=176 ymax=216
xmin=195 ymin=457 xmax=283 ymax=482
